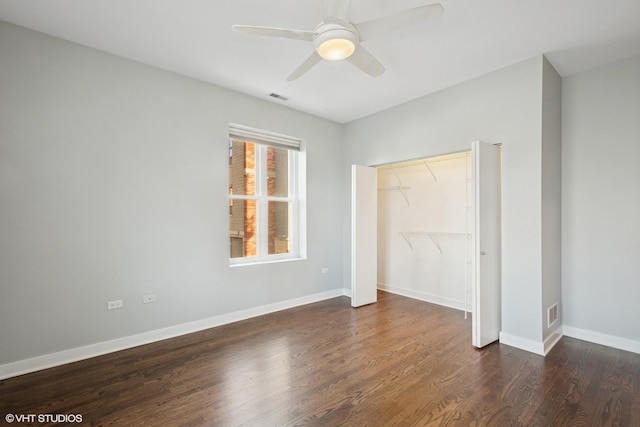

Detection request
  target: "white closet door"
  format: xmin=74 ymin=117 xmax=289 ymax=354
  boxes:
xmin=351 ymin=164 xmax=378 ymax=307
xmin=472 ymin=141 xmax=501 ymax=347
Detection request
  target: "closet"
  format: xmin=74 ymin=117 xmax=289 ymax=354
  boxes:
xmin=376 ymin=151 xmax=473 ymax=315
xmin=351 ymin=141 xmax=501 ymax=347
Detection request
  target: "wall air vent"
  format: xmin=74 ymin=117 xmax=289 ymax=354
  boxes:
xmin=547 ymin=303 xmax=558 ymax=328
xmin=268 ymin=93 xmax=289 ymax=101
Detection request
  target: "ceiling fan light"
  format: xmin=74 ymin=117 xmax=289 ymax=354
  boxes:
xmin=317 ymin=38 xmax=355 ymax=61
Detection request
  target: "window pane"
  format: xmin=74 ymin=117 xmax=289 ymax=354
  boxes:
xmin=266 ymin=146 xmax=289 ymax=197
xmin=268 ymin=201 xmax=290 ymax=255
xmin=229 ymin=140 xmax=256 ymax=196
xmin=230 ymin=199 xmax=257 ymax=258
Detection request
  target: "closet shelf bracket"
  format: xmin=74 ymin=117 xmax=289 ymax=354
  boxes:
xmin=392 ymin=167 xmax=411 ymax=206
xmin=423 ymin=161 xmax=438 ymax=182
xmin=400 ymin=232 xmax=414 ymax=252
xmin=399 ymin=231 xmax=470 ymax=254
xmin=429 ymin=234 xmax=443 ymax=254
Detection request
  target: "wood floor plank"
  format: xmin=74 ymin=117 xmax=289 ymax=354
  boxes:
xmin=2 ymin=291 xmax=640 ymax=426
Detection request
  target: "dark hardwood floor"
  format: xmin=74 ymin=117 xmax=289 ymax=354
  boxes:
xmin=2 ymin=291 xmax=639 ymax=426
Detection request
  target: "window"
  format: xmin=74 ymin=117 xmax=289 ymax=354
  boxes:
xmin=228 ymin=124 xmax=305 ymax=264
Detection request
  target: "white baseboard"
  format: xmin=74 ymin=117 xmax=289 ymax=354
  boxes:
xmin=499 ymin=332 xmax=545 ymax=356
xmin=0 ymin=288 xmax=348 ymax=380
xmin=378 ymin=283 xmax=472 ymax=313
xmin=543 ymin=325 xmax=564 ymax=355
xmin=499 ymin=324 xmax=640 ymax=357
xmin=499 ymin=326 xmax=564 ymax=357
xmin=563 ymin=325 xmax=640 ymax=355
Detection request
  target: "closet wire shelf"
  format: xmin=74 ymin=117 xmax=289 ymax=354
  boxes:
xmin=399 ymin=231 xmax=470 ymax=254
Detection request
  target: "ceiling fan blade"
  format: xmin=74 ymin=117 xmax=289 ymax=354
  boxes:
xmin=233 ymin=25 xmax=315 ymax=42
xmin=287 ymin=52 xmax=322 ymax=81
xmin=347 ymin=45 xmax=385 ymax=77
xmin=356 ymin=3 xmax=444 ymax=42
xmin=324 ymin=0 xmax=350 ymax=18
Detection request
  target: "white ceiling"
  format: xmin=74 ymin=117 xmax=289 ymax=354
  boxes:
xmin=1 ymin=0 xmax=640 ymax=123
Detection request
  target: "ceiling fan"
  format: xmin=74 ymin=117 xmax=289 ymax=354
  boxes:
xmin=232 ymin=0 xmax=443 ymax=81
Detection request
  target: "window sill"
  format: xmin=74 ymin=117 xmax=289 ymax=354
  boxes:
xmin=229 ymin=256 xmax=306 ymax=268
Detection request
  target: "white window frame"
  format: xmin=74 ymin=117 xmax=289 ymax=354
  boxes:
xmin=228 ymin=124 xmax=306 ymax=266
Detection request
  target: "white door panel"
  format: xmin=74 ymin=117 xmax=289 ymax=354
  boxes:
xmin=472 ymin=141 xmax=501 ymax=347
xmin=351 ymin=165 xmax=378 ymax=307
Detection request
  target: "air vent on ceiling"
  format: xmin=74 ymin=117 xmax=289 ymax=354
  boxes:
xmin=268 ymin=93 xmax=289 ymax=101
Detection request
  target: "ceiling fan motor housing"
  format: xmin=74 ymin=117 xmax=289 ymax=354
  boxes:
xmin=313 ymin=20 xmax=359 ymax=60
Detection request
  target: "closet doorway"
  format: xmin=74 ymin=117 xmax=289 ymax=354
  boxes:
xmin=351 ymin=142 xmax=501 ymax=347
xmin=377 ymin=151 xmax=473 ymax=314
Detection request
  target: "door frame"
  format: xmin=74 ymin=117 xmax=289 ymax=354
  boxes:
xmin=350 ymin=143 xmax=502 ymax=349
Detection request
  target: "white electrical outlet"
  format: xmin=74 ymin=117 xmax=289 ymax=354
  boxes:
xmin=143 ymin=294 xmax=157 ymax=304
xmin=107 ymin=299 xmax=123 ymax=310
xmin=321 ymin=267 xmax=329 ymax=274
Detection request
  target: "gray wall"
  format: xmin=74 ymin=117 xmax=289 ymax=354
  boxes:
xmin=343 ymin=56 xmax=559 ymax=349
xmin=562 ymin=55 xmax=640 ymax=343
xmin=2 ymin=16 xmax=637 ymax=367
xmin=0 ymin=21 xmax=344 ymax=364
xmin=541 ymin=57 xmax=563 ymax=341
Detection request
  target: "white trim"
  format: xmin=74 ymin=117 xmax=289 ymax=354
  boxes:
xmin=563 ymin=325 xmax=640 ymax=355
xmin=228 ymin=137 xmax=303 ymax=265
xmin=0 ymin=289 xmax=348 ymax=380
xmin=229 ymin=123 xmax=302 ymax=150
xmin=543 ymin=325 xmax=564 ymax=355
xmin=499 ymin=331 xmax=545 ymax=356
xmin=229 ymin=256 xmax=306 ymax=268
xmin=492 ymin=327 xmax=563 ymax=357
xmin=378 ymin=283 xmax=472 ymax=313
